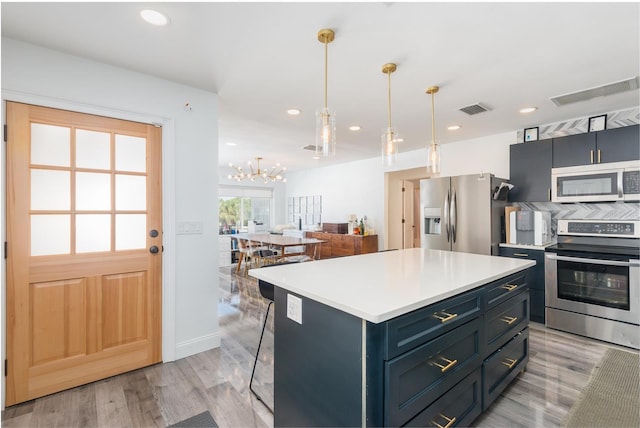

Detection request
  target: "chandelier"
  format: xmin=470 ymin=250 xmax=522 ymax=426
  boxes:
xmin=227 ymin=157 xmax=287 ymax=183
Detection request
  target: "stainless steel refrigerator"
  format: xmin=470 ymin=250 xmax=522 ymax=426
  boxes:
xmin=420 ymin=174 xmax=508 ymax=255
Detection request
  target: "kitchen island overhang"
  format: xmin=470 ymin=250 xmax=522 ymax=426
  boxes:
xmin=249 ymin=248 xmax=535 ymax=427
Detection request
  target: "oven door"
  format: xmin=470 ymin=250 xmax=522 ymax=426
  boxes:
xmin=545 ymin=252 xmax=639 ymax=324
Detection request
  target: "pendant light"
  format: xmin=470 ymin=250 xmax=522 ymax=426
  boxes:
xmin=426 ymin=86 xmax=441 ymax=175
xmin=316 ymin=28 xmax=336 ymax=157
xmin=381 ymin=63 xmax=399 ymax=166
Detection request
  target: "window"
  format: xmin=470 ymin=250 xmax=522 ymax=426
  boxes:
xmin=219 ymin=187 xmax=273 ymax=234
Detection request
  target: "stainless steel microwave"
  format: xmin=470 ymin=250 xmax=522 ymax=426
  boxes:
xmin=551 ymin=160 xmax=640 ymax=202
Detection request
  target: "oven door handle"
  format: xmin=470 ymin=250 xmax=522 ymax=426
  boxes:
xmin=547 ymin=253 xmax=637 ymax=267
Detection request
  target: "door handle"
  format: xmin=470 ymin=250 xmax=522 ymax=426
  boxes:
xmin=149 ymin=245 xmax=160 ymax=254
xmin=444 ymin=191 xmax=450 ymax=243
xmin=450 ymin=189 xmax=457 ymax=243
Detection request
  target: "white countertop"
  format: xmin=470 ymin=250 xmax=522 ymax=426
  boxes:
xmin=249 ymin=248 xmax=535 ymax=324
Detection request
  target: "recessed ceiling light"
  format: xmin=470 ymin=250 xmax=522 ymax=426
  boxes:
xmin=140 ymin=9 xmax=170 ymax=26
xmin=312 ymin=155 xmax=321 ymax=160
xmin=448 ymin=125 xmax=461 ymax=131
xmin=349 ymin=125 xmax=361 ymax=131
xmin=519 ymin=107 xmax=538 ymax=114
xmin=225 ymin=142 xmax=237 ymax=146
xmin=287 ymin=108 xmax=301 ymax=115
xmin=395 ymin=138 xmax=404 ymax=143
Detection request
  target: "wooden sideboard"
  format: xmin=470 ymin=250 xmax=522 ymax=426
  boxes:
xmin=306 ymin=232 xmax=378 ymax=258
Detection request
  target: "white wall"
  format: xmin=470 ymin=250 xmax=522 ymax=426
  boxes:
xmin=1 ymin=38 xmax=220 ymax=386
xmin=285 ymin=131 xmax=515 ymax=248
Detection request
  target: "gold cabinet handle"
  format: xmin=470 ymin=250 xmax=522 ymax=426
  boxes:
xmin=590 ymin=149 xmax=594 ymax=164
xmin=512 ymin=253 xmax=529 ymax=257
xmin=432 ymin=413 xmax=457 ymax=428
xmin=501 ymin=315 xmax=518 ymax=325
xmin=431 ymin=356 xmax=458 ymax=373
xmin=500 ymin=284 xmax=518 ymax=292
xmin=598 ymin=149 xmax=601 ymax=163
xmin=433 ymin=311 xmax=458 ymax=323
xmin=548 ymin=188 xmax=551 ymax=201
xmin=501 ymin=358 xmax=518 ymax=369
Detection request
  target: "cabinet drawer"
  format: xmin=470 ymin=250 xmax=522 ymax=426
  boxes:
xmin=484 ymin=272 xmax=527 ymax=309
xmin=483 ymin=327 xmax=529 ymax=410
xmin=484 ymin=291 xmax=529 ymax=357
xmin=498 ymin=248 xmax=544 ymax=290
xmin=404 ymin=368 xmax=482 ymax=427
xmin=384 ymin=320 xmax=483 ymax=427
xmin=332 ymin=235 xmax=355 ymax=251
xmin=385 ymin=288 xmax=483 ymax=359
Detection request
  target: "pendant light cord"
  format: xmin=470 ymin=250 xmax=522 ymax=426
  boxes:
xmin=324 ymin=39 xmax=328 ymax=109
xmin=387 ymin=71 xmax=392 ymax=129
xmin=431 ymin=91 xmax=436 ymax=145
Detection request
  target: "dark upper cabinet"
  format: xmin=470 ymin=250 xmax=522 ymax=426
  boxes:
xmin=552 ymin=133 xmax=596 ymax=167
xmin=509 ymin=139 xmax=552 ymax=202
xmin=596 ymin=124 xmax=640 ymax=163
xmin=553 ymin=125 xmax=639 ymax=167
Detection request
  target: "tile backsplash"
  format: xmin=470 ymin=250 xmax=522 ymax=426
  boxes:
xmin=513 ymin=201 xmax=640 ymax=240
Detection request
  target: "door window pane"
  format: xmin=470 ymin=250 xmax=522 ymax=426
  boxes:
xmin=115 ymin=135 xmax=146 ymax=172
xmin=31 ymin=169 xmax=70 ymax=210
xmin=76 ymin=214 xmax=111 ymax=253
xmin=76 ymin=129 xmax=110 ymax=170
xmin=76 ymin=172 xmax=111 ymax=210
xmin=31 ymin=123 xmax=70 ymax=167
xmin=115 ymin=175 xmax=146 ymax=210
xmin=31 ymin=215 xmax=70 ymax=256
xmin=115 ymin=214 xmax=146 ymax=250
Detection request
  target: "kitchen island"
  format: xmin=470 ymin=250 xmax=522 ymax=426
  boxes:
xmin=249 ymin=248 xmax=535 ymax=427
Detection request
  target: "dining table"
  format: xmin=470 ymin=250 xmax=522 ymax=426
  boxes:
xmin=231 ymin=233 xmax=327 ymax=273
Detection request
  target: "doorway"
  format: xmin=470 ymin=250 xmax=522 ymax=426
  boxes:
xmin=5 ymin=102 xmax=163 ymax=405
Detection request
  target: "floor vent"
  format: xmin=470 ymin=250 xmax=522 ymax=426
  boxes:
xmin=459 ymin=103 xmax=490 ymax=115
xmin=550 ymin=76 xmax=639 ymax=106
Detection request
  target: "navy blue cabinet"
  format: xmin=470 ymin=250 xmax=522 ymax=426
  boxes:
xmin=553 ymin=125 xmax=639 ymax=167
xmin=499 ymin=247 xmax=545 ymax=323
xmin=273 ymin=270 xmax=531 ymax=427
xmin=509 ymin=139 xmax=552 ymax=202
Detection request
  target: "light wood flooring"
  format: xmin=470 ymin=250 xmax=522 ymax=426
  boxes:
xmin=2 ymin=265 xmax=635 ymax=427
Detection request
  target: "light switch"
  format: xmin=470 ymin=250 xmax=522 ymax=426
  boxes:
xmin=287 ymin=294 xmax=302 ymax=324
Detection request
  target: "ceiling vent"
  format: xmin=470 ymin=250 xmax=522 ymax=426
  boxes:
xmin=550 ymin=76 xmax=640 ymax=106
xmin=459 ymin=103 xmax=490 ymax=115
xmin=302 ymin=144 xmax=316 ymax=151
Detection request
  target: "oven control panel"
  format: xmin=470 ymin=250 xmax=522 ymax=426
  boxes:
xmin=557 ymin=219 xmax=640 ymax=238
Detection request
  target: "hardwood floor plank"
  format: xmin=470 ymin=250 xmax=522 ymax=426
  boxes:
xmin=121 ymin=368 xmax=165 ymax=427
xmin=94 ymin=375 xmax=133 ymax=427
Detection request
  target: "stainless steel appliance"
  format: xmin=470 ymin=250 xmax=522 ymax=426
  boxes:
xmin=509 ymin=210 xmax=552 ymax=246
xmin=420 ymin=174 xmax=508 ymax=255
xmin=551 ymin=160 xmax=640 ymax=203
xmin=545 ymin=219 xmax=640 ymax=349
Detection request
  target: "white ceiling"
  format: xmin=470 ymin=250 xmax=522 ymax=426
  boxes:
xmin=2 ymin=2 xmax=639 ymax=175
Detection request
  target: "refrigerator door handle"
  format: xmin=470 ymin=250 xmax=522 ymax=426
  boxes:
xmin=451 ymin=188 xmax=457 ymax=243
xmin=444 ymin=190 xmax=450 ymax=242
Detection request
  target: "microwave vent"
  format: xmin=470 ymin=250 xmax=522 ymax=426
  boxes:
xmin=550 ymin=76 xmax=639 ymax=106
xmin=459 ymin=103 xmax=490 ymax=115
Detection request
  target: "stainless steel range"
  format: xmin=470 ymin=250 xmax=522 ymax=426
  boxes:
xmin=545 ymin=219 xmax=640 ymax=349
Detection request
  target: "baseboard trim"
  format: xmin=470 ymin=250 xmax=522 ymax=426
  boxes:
xmin=174 ymin=332 xmax=221 ymax=360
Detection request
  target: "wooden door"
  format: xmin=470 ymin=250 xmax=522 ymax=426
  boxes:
xmin=402 ymin=181 xmax=414 ymax=249
xmin=5 ymin=102 xmax=163 ymax=405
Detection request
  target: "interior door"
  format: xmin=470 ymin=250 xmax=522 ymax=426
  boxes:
xmin=5 ymin=102 xmax=163 ymax=405
xmin=402 ymin=181 xmax=414 ymax=249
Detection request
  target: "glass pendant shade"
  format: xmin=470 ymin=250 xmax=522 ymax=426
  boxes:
xmin=427 ymin=143 xmax=441 ymax=175
xmin=381 ymin=127 xmax=399 ymax=166
xmin=316 ymin=107 xmax=336 ymax=157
